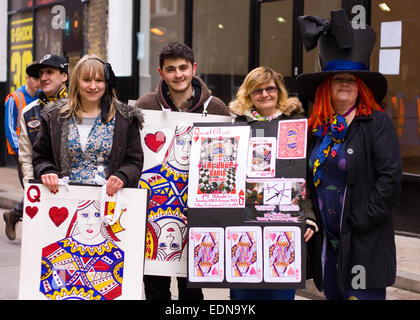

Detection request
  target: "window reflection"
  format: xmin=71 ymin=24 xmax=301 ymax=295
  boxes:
xmin=371 ymin=0 xmax=420 ymax=174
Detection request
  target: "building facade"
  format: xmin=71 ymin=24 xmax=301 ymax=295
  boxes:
xmin=1 ymin=0 xmax=419 ymax=233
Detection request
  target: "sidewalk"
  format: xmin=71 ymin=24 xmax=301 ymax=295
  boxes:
xmin=0 ymin=166 xmax=419 ymax=300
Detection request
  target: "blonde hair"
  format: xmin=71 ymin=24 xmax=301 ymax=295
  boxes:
xmin=229 ymin=66 xmax=294 ymax=116
xmin=60 ymin=54 xmax=116 ymax=123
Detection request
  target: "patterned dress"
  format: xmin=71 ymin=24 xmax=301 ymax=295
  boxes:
xmin=309 ymin=138 xmax=347 ymax=249
xmin=67 ymin=115 xmax=115 ymax=184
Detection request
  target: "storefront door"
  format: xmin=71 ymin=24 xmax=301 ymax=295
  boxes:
xmin=254 ymin=0 xmax=302 ymax=95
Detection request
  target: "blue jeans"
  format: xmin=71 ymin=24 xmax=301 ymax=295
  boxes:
xmin=230 ymin=288 xmax=296 ymax=300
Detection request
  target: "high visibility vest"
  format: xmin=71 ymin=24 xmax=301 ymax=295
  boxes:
xmin=4 ymin=90 xmax=27 ymax=155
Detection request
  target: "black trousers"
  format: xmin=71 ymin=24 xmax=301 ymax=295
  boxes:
xmin=12 ymin=155 xmax=24 ymax=218
xmin=143 ymin=275 xmax=204 ymax=300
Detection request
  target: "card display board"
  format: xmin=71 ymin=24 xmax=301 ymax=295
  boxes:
xmin=187 ymin=118 xmax=308 ymax=289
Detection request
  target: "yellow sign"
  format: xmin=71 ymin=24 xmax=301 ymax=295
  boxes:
xmin=9 ymin=15 xmax=34 ymax=92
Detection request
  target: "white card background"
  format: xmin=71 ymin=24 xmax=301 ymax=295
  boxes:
xmin=19 ymin=183 xmax=148 ymax=300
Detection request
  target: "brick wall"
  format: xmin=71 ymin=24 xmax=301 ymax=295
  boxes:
xmin=84 ymin=0 xmax=108 ymax=60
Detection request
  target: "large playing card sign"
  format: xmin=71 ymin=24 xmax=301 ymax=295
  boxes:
xmin=188 ymin=125 xmax=250 ymax=208
xmin=139 ymin=110 xmax=232 ymax=277
xmin=19 ymin=183 xmax=148 ymax=300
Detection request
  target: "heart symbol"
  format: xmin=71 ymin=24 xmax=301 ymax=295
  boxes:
xmin=195 ymin=233 xmax=202 ymax=242
xmin=212 ymin=268 xmax=218 ymax=275
xmin=144 ymin=131 xmax=166 ymax=153
xmin=287 ymin=267 xmax=295 ymax=276
xmin=25 ymin=206 xmax=38 ymax=219
xmin=194 ymin=135 xmax=199 ymax=142
xmin=232 ymin=233 xmax=238 ymax=242
xmin=250 ymin=267 xmax=256 ymax=275
xmin=49 ymin=206 xmax=69 ymax=227
xmin=270 ymin=233 xmax=277 ymax=242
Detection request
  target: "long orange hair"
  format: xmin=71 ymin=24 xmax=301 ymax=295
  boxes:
xmin=309 ymin=75 xmax=383 ymax=131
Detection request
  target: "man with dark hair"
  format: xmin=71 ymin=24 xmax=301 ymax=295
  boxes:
xmin=136 ymin=42 xmax=230 ymax=300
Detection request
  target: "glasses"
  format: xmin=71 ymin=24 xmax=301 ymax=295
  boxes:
xmin=332 ymin=77 xmax=357 ymax=84
xmin=251 ymin=86 xmax=278 ymax=96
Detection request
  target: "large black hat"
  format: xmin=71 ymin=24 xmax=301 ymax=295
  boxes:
xmin=296 ymin=9 xmax=387 ymax=103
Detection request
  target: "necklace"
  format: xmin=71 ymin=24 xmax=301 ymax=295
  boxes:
xmin=342 ymin=104 xmax=357 ymax=118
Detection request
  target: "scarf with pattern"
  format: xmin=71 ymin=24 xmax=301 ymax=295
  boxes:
xmin=39 ymin=87 xmax=68 ymax=106
xmin=249 ymin=108 xmax=282 ymax=121
xmin=312 ymin=114 xmax=348 ymax=187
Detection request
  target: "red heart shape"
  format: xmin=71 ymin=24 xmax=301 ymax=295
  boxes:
xmin=25 ymin=206 xmax=38 ymax=219
xmin=49 ymin=206 xmax=69 ymax=227
xmin=144 ymin=131 xmax=166 ymax=153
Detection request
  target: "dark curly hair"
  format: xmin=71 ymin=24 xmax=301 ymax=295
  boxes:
xmin=159 ymin=42 xmax=194 ymax=69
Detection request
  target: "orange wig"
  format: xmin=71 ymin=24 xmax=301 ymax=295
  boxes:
xmin=309 ymin=75 xmax=383 ymax=131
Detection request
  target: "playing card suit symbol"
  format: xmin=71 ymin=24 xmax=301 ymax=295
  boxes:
xmin=212 ymin=268 xmax=218 ymax=276
xmin=144 ymin=131 xmax=166 ymax=153
xmin=25 ymin=206 xmax=38 ymax=219
xmin=250 ymin=267 xmax=256 ymax=275
xmin=49 ymin=206 xmax=69 ymax=227
xmin=232 ymin=233 xmax=238 ymax=242
xmin=195 ymin=233 xmax=202 ymax=242
xmin=194 ymin=135 xmax=199 ymax=142
xmin=270 ymin=233 xmax=277 ymax=242
xmin=287 ymin=267 xmax=295 ymax=276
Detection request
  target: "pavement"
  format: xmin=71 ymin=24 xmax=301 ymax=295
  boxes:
xmin=0 ymin=166 xmax=419 ymax=300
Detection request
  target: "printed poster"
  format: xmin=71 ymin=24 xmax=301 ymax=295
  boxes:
xmin=19 ymin=183 xmax=148 ymax=300
xmin=188 ymin=125 xmax=250 ymax=208
xmin=247 ymin=137 xmax=276 ymax=178
xmin=139 ymin=110 xmax=232 ymax=277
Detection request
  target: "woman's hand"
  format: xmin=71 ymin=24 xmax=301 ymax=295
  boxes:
xmin=304 ymin=227 xmax=315 ymax=242
xmin=41 ymin=173 xmax=59 ymax=194
xmin=106 ymin=175 xmax=124 ymax=196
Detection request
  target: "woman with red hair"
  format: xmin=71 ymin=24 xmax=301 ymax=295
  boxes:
xmin=298 ymin=10 xmax=402 ymax=300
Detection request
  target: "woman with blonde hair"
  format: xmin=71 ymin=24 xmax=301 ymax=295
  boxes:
xmin=228 ymin=66 xmax=317 ymax=300
xmin=33 ymin=54 xmax=144 ymax=196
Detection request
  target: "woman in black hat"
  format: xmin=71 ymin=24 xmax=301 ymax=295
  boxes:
xmin=32 ymin=54 xmax=144 ymax=196
xmin=298 ymin=10 xmax=402 ymax=300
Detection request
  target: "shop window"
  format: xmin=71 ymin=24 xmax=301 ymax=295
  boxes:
xmin=139 ymin=0 xmax=185 ymax=96
xmin=371 ymin=0 xmax=420 ymax=174
xmin=192 ymin=0 xmax=250 ymax=104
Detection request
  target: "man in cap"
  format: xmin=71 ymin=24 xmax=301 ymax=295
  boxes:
xmin=3 ymin=54 xmax=68 ymax=241
xmin=2 ymin=63 xmax=40 ymax=240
